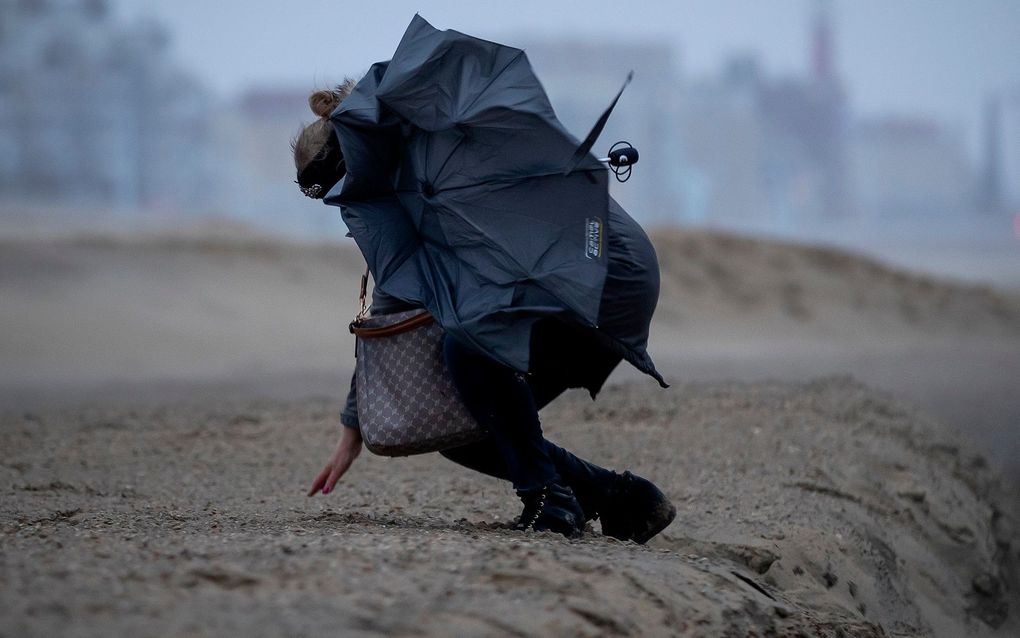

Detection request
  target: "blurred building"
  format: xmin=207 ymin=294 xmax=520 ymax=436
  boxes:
xmin=849 ymin=116 xmax=973 ymax=219
xmin=0 ymin=0 xmax=213 ymax=212
xmin=676 ymin=56 xmax=769 ymax=226
xmin=217 ymin=87 xmax=344 ymax=237
xmin=979 ymin=93 xmax=1005 ymax=214
xmin=1003 ymin=90 xmax=1020 ymax=213
xmin=676 ymin=0 xmax=850 ymax=231
xmin=982 ymin=87 xmax=1020 ymax=215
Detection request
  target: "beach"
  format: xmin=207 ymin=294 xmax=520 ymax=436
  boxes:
xmin=2 ymin=379 xmax=1017 ymax=636
xmin=2 ymin=230 xmax=1019 ymax=636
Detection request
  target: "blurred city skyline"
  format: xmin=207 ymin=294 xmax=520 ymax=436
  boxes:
xmin=118 ymin=0 xmax=1020 ymax=164
xmin=2 ymin=0 xmax=1019 ymax=289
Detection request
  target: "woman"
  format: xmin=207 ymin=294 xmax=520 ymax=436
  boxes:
xmin=295 ymin=83 xmax=675 ymax=542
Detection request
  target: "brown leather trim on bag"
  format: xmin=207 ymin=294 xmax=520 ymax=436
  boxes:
xmin=350 ymin=312 xmax=435 ymax=338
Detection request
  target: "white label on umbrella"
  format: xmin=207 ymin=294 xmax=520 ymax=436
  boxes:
xmin=584 ymin=217 xmax=603 ymax=260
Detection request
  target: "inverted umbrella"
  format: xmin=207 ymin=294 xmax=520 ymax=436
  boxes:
xmin=327 ymin=15 xmax=630 ymax=372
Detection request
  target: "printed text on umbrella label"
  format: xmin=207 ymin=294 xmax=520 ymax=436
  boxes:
xmin=584 ymin=217 xmax=603 ymax=260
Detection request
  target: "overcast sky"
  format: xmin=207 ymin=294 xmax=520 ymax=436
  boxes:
xmin=120 ymin=0 xmax=1020 ymax=158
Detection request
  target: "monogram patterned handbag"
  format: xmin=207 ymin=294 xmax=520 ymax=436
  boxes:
xmin=349 ymin=271 xmax=487 ymax=456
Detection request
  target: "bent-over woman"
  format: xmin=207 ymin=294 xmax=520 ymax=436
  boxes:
xmin=295 ymin=82 xmax=675 ymax=542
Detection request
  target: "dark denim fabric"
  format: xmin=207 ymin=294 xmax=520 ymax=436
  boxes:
xmin=441 ymin=335 xmax=558 ymax=491
xmin=441 ymin=334 xmax=616 ymax=494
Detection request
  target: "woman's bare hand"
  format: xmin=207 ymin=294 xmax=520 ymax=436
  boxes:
xmin=307 ymin=427 xmax=363 ymax=496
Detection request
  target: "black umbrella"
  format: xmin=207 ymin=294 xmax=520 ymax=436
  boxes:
xmin=326 ymin=15 xmax=633 ymax=372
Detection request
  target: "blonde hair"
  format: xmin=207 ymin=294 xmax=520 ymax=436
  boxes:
xmin=292 ymin=78 xmax=357 ymax=171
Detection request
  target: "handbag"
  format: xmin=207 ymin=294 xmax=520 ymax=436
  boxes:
xmin=349 ymin=268 xmax=487 ymax=456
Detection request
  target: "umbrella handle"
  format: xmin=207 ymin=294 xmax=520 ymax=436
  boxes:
xmin=598 ymin=141 xmax=638 ymax=183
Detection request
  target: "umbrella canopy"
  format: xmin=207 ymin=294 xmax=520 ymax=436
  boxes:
xmin=326 ymin=15 xmax=622 ymax=372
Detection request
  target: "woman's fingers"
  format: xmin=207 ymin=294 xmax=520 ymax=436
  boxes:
xmin=307 ymin=465 xmax=331 ymax=497
xmin=323 ymin=455 xmax=352 ymax=495
xmin=308 ymin=434 xmax=362 ymax=497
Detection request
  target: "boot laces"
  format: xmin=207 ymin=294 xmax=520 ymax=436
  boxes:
xmin=515 ymin=485 xmax=548 ymax=530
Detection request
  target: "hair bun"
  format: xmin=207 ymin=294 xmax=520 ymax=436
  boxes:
xmin=308 ymin=89 xmax=341 ymax=119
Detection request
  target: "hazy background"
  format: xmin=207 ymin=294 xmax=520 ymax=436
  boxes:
xmin=2 ymin=1 xmax=1019 ymax=478
xmin=6 ymin=7 xmax=1020 ymax=634
xmin=2 ymin=0 xmax=1019 ymax=284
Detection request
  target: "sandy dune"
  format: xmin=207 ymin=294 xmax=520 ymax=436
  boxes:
xmin=2 ymin=230 xmax=1020 ymax=635
xmin=2 ymin=379 xmax=1017 ymax=636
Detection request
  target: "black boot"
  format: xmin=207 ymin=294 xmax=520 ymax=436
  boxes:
xmin=538 ymin=443 xmax=675 ymax=542
xmin=513 ymin=482 xmax=585 ymax=539
xmin=595 ymin=471 xmax=676 ymax=544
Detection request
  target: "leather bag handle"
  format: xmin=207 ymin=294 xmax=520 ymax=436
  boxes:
xmin=350 ymin=311 xmax=434 ymax=338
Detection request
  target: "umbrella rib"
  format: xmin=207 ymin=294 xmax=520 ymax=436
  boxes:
xmin=456 ymin=49 xmax=526 ymax=123
xmin=404 ymin=166 xmax=605 ymax=197
xmin=423 ymin=50 xmax=525 ymax=186
xmin=424 ymin=133 xmax=431 ymax=186
xmin=423 ymin=200 xmax=596 ymax=324
xmin=429 ymin=135 xmax=466 ymax=185
xmin=422 ymin=197 xmax=530 ymax=279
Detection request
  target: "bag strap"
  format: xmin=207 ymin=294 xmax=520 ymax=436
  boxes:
xmin=351 ymin=311 xmax=434 ymax=338
xmin=356 ymin=265 xmax=370 ymax=322
xmin=350 ymin=263 xmax=434 ymax=337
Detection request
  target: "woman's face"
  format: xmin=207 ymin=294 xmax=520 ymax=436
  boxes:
xmin=296 ymin=129 xmax=346 ymax=199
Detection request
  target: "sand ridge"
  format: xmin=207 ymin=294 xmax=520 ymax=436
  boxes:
xmin=2 ymin=378 xmax=1017 ymax=636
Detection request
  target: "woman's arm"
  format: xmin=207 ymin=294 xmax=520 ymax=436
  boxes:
xmin=309 ymin=287 xmax=420 ymax=496
xmin=308 ymin=371 xmax=363 ymax=496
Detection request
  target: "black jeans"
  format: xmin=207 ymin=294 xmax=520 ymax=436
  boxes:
xmin=440 ymin=334 xmax=616 ymax=496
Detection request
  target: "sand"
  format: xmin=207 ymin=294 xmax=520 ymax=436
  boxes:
xmin=2 ymin=229 xmax=1020 ymax=635
xmin=1 ymin=379 xmax=1017 ymax=637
